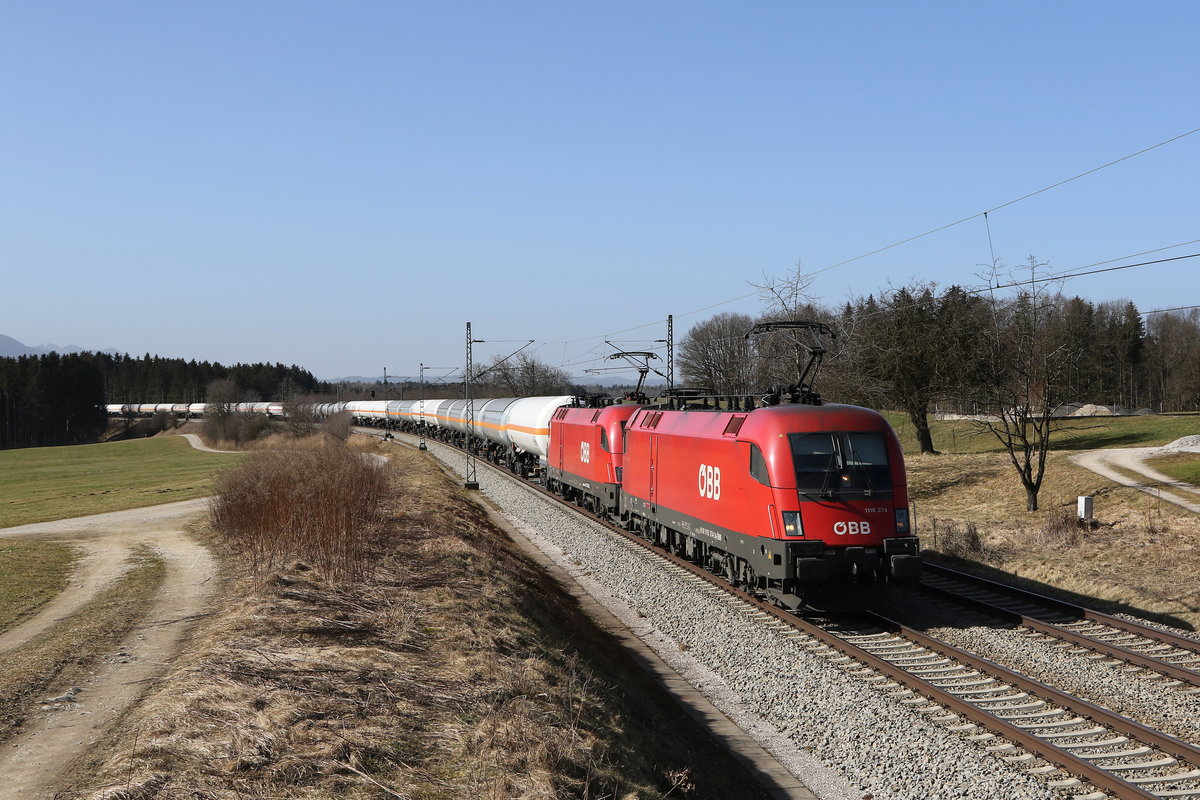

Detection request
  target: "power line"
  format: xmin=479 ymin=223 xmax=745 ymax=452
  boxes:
xmin=541 ymin=126 xmax=1200 ymax=355
xmin=987 ymin=252 xmax=1200 ymax=292
xmin=809 ymin=125 xmax=1200 ymax=277
xmin=1047 ymin=238 xmax=1200 ymax=280
xmin=1142 ymin=304 xmax=1200 ymax=316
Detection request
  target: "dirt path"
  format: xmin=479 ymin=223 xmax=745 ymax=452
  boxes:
xmin=179 ymin=433 xmax=239 ymax=454
xmin=1071 ymin=448 xmax=1200 ymax=513
xmin=0 ymin=502 xmax=218 ymax=799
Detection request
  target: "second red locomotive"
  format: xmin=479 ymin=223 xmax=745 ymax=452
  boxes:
xmin=615 ymin=401 xmax=919 ymax=607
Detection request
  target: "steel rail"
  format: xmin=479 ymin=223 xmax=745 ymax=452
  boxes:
xmin=854 ymin=610 xmax=1200 ymax=800
xmin=916 ymin=574 xmax=1200 ymax=687
xmin=924 ymin=562 xmax=1200 ymax=654
xmin=921 ymin=561 xmax=1200 ymax=686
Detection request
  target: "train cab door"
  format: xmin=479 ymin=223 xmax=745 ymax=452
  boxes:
xmin=648 ymin=434 xmax=658 ymax=513
xmin=555 ymin=424 xmax=564 ymax=473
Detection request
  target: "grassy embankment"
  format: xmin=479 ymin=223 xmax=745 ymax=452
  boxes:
xmin=65 ymin=437 xmax=774 ymax=800
xmin=0 ymin=435 xmax=243 ymax=528
xmin=1145 ymin=452 xmax=1200 ymax=484
xmin=884 ymin=412 xmax=1200 ymax=629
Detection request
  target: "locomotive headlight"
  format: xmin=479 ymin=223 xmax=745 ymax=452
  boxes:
xmin=782 ymin=511 xmax=804 ymax=537
xmin=895 ymin=507 xmax=911 ymax=534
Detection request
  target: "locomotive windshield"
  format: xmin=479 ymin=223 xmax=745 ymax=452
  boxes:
xmin=789 ymin=432 xmax=892 ymax=498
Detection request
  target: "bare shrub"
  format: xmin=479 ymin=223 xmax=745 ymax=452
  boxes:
xmin=1038 ymin=510 xmax=1083 ymax=548
xmin=930 ymin=517 xmax=985 ymax=558
xmin=209 ymin=440 xmax=390 ymax=581
xmin=323 ymin=410 xmax=353 ymax=441
xmin=149 ymin=410 xmax=178 ymax=433
xmin=282 ymin=400 xmax=317 ymax=437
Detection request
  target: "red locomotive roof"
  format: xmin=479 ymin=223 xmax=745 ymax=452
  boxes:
xmin=627 ymin=402 xmax=906 ymax=495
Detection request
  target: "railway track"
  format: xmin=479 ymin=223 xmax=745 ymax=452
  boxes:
xmin=389 ymin=430 xmax=1200 ymax=798
xmin=812 ymin=611 xmax=1200 ymax=799
xmin=918 ymin=562 xmax=1200 ymax=689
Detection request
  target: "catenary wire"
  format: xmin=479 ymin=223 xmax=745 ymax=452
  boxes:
xmin=538 ymin=126 xmax=1200 ymax=356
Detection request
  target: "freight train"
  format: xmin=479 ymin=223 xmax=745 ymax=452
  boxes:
xmin=111 ymin=390 xmax=920 ymax=607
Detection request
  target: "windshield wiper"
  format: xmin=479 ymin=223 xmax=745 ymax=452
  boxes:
xmin=845 ymin=437 xmax=876 ymax=498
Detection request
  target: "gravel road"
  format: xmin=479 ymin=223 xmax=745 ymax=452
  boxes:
xmin=1071 ymin=437 xmax=1200 ymax=513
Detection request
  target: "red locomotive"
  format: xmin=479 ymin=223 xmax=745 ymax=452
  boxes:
xmin=617 ymin=400 xmax=919 ymax=607
xmin=542 ymin=320 xmax=919 ymax=607
xmin=546 ymin=403 xmax=640 ymax=517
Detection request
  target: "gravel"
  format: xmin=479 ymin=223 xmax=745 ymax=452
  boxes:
xmin=882 ymin=597 xmax=1200 ymax=746
xmin=1162 ymin=435 xmax=1200 ymax=453
xmin=416 ymin=438 xmax=1062 ymax=800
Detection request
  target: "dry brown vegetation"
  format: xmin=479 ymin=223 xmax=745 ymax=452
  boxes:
xmin=64 ymin=439 xmax=770 ymax=800
xmin=210 ymin=437 xmax=390 ymax=582
xmin=908 ymin=450 xmax=1200 ymax=630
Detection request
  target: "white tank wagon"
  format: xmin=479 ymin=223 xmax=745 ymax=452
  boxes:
xmin=504 ymin=395 xmax=574 ymax=459
xmin=345 ymin=400 xmax=388 ymax=425
xmin=395 ymin=395 xmax=576 ymax=476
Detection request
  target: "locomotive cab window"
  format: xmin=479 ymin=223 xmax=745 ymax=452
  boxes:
xmin=789 ymin=432 xmax=891 ymax=498
xmin=749 ymin=443 xmax=769 ymax=485
xmin=600 ymin=427 xmax=609 ymax=452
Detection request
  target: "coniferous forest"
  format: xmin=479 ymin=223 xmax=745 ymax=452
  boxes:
xmin=0 ymin=352 xmax=327 ymax=449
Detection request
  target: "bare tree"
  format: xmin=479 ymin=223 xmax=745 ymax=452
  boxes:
xmin=854 ymin=283 xmax=990 ymax=454
xmin=750 ymin=264 xmax=833 ymax=389
xmin=279 ymin=378 xmax=317 ymax=438
xmin=677 ymin=312 xmax=757 ymax=394
xmin=202 ymin=378 xmax=239 ymax=444
xmin=482 ymin=352 xmax=572 ymax=396
xmin=967 ymin=258 xmax=1084 ymax=511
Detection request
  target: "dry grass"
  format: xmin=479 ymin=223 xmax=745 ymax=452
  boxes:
xmin=908 ymin=450 xmax=1200 ymax=629
xmin=0 ymin=549 xmax=166 ymax=744
xmin=64 ymin=443 xmax=770 ymax=800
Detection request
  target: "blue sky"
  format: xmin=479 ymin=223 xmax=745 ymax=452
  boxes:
xmin=3 ymin=2 xmax=1197 ymax=380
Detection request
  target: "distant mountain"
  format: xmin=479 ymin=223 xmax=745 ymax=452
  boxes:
xmin=0 ymin=334 xmax=112 ymax=358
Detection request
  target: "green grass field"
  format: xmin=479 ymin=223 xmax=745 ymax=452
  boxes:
xmin=1145 ymin=452 xmax=1200 ymax=485
xmin=0 ymin=541 xmax=79 ymax=634
xmin=884 ymin=411 xmax=1200 ymax=456
xmin=0 ymin=436 xmax=242 ymax=528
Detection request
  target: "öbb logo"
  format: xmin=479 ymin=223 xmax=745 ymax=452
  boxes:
xmin=698 ymin=464 xmax=721 ymax=500
xmin=580 ymin=442 xmax=591 ymax=464
xmin=833 ymin=520 xmax=871 ymax=536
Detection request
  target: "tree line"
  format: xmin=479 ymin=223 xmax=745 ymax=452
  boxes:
xmin=0 ymin=351 xmax=328 ymax=450
xmin=677 ymin=262 xmax=1200 ymax=510
xmin=681 ymin=283 xmax=1198 ymax=424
